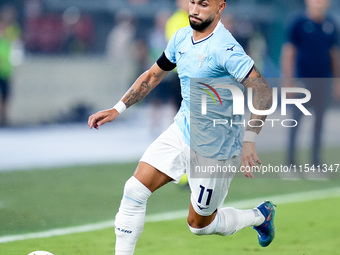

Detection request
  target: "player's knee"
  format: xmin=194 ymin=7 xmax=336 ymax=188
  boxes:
xmin=122 ymin=176 xmax=151 ymax=206
xmin=123 ymin=177 xmax=137 ymax=196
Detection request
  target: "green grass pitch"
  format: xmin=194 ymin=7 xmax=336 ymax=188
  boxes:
xmin=1 ymin=198 xmax=339 ymax=255
xmin=0 ymin=147 xmax=339 ymax=254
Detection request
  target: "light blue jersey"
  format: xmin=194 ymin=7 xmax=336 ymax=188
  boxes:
xmin=164 ymin=21 xmax=254 ymax=159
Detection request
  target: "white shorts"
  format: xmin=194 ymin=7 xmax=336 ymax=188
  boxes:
xmin=140 ymin=123 xmax=241 ymax=216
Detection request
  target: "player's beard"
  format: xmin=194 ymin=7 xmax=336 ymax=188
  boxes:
xmin=189 ymin=15 xmax=215 ymax=32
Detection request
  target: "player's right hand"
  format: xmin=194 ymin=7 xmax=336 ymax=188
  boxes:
xmin=241 ymin=142 xmax=262 ymax=179
xmin=88 ymin=108 xmax=119 ymax=130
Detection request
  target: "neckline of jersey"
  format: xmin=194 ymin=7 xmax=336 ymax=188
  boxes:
xmin=191 ymin=20 xmax=222 ymax=45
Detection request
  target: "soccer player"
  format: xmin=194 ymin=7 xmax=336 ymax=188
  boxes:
xmin=88 ymin=0 xmax=275 ymax=254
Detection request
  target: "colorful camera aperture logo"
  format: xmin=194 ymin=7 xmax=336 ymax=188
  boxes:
xmin=198 ymin=82 xmax=223 ymax=106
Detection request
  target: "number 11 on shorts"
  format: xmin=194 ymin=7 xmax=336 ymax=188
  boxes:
xmin=198 ymin=185 xmax=213 ymax=206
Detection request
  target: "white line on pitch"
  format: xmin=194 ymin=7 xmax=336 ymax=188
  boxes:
xmin=0 ymin=187 xmax=340 ymax=244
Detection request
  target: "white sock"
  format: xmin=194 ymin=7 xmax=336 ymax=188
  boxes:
xmin=114 ymin=176 xmax=151 ymax=255
xmin=189 ymin=207 xmax=264 ymax=236
xmin=215 ymin=207 xmax=265 ymax=235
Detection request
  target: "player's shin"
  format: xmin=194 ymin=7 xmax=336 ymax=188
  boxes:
xmin=114 ymin=176 xmax=151 ymax=255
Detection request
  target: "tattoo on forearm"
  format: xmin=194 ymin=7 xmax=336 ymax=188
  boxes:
xmin=124 ymin=81 xmax=151 ymax=108
xmin=242 ymin=66 xmax=272 ymax=134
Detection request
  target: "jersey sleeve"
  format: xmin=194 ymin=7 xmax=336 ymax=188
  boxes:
xmin=164 ymin=31 xmax=177 ymax=64
xmin=216 ymin=43 xmax=254 ymax=83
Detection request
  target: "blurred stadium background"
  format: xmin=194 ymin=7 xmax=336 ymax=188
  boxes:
xmin=1 ymin=0 xmax=339 ymax=126
xmin=0 ymin=0 xmax=340 ymax=254
xmin=0 ymin=0 xmax=339 ymax=169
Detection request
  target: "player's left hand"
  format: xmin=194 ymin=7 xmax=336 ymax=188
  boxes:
xmin=241 ymin=142 xmax=262 ymax=179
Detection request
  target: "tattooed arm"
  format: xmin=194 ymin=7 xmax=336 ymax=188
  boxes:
xmin=242 ymin=65 xmax=272 ymax=134
xmin=88 ymin=63 xmax=169 ymax=129
xmin=122 ymin=63 xmax=169 ymax=108
xmin=240 ymin=65 xmax=272 ymax=178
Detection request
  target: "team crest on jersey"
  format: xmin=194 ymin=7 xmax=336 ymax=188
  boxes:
xmin=197 ymin=54 xmax=207 ymax=68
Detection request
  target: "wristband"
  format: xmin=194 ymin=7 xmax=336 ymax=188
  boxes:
xmin=243 ymin=131 xmax=257 ymax=143
xmin=113 ymin=101 xmax=126 ymax=114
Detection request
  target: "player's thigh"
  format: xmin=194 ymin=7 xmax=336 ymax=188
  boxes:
xmin=188 ymin=155 xmax=240 ymax=216
xmin=134 ymin=162 xmax=173 ymax=193
xmin=138 ymin=123 xmax=188 ymax=191
xmin=140 ymin=123 xmax=187 ymax=184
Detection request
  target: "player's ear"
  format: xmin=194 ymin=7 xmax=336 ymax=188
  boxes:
xmin=217 ymin=1 xmax=226 ymax=15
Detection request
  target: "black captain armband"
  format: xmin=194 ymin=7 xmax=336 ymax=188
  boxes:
xmin=157 ymin=52 xmax=176 ymax=71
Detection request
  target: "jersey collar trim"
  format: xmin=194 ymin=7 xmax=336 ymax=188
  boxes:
xmin=191 ymin=20 xmax=222 ymax=45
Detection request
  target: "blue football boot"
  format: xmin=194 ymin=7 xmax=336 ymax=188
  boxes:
xmin=253 ymin=200 xmax=276 ymax=247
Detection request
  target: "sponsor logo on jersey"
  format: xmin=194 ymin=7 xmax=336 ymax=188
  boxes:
xmin=226 ymin=45 xmax=235 ymax=51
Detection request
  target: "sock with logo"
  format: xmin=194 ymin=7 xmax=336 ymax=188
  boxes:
xmin=114 ymin=176 xmax=151 ymax=255
xmin=189 ymin=207 xmax=264 ymax=236
xmin=214 ymin=207 xmax=265 ymax=235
